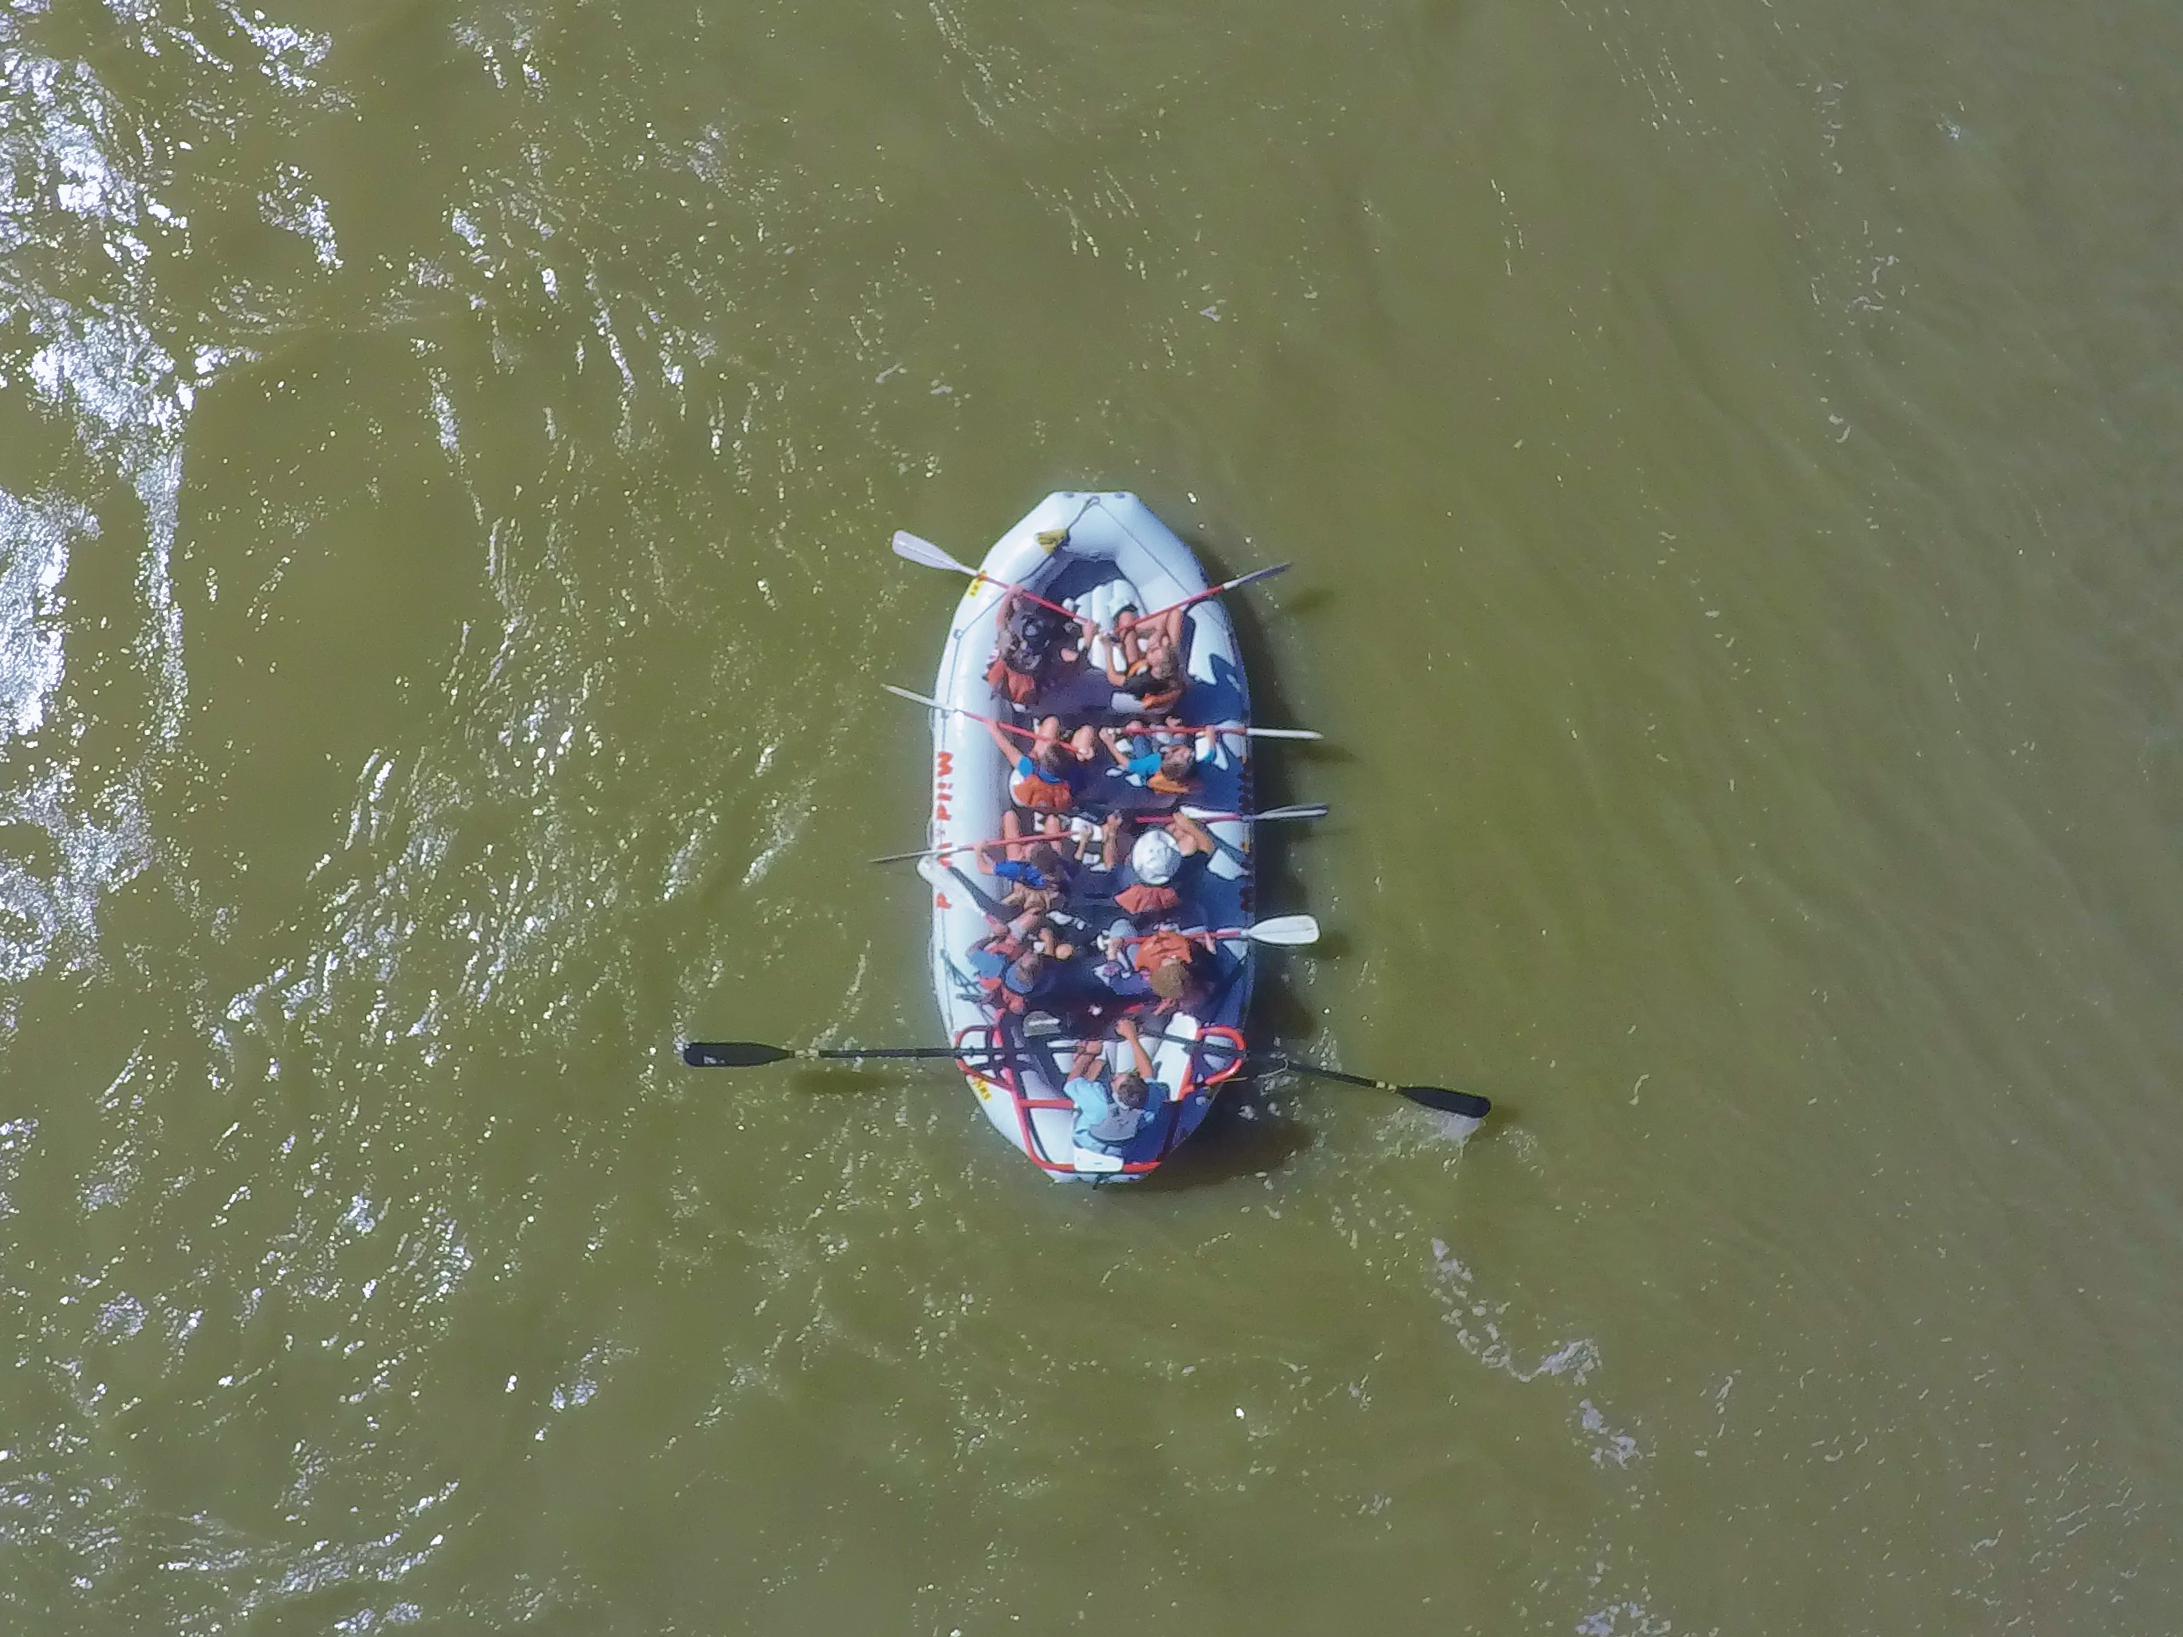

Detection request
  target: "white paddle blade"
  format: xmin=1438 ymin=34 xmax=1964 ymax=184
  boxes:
xmin=882 ymin=683 xmax=950 ymax=712
xmin=1216 ymin=561 xmax=1291 ymax=594
xmin=1244 ymin=726 xmax=1322 ymax=741
xmin=891 ymin=531 xmax=975 ymax=576
xmin=1245 ymin=914 xmax=1320 ymax=946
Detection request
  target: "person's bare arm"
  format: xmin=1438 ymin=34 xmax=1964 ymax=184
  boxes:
xmin=1169 ymin=812 xmax=1215 ymax=857
xmin=1101 ymin=629 xmax=1131 ymax=686
xmin=1116 ymin=1017 xmax=1155 ymax=1082
xmin=983 ymin=715 xmax=1022 ymax=762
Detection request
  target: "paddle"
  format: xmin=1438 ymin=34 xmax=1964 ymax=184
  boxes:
xmin=883 ymin=683 xmax=1320 ymax=742
xmin=1264 ymin=1058 xmax=1491 ymax=1120
xmin=1135 ymin=562 xmax=1291 ymax=626
xmin=1120 ymin=914 xmax=1320 ymax=948
xmin=683 ymin=1040 xmax=1002 ymax=1067
xmin=891 ymin=532 xmax=1082 ymax=623
xmin=687 ymin=1022 xmax=1488 ymax=1120
xmin=866 ymin=804 xmax=1331 ymax=866
xmin=1136 ymin=1032 xmax=1491 ymax=1121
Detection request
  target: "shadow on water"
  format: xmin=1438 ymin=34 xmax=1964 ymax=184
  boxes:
xmin=787 ymin=1065 xmax=894 ymax=1097
xmin=1132 ymin=1078 xmax=1317 ymax=1192
xmin=1134 ymin=526 xmax=1338 ymax=1186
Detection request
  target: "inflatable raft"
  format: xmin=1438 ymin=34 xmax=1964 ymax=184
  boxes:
xmin=920 ymin=492 xmax=1253 ymax=1180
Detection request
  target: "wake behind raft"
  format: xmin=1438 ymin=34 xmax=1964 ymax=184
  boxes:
xmin=911 ymin=491 xmax=1294 ymax=1181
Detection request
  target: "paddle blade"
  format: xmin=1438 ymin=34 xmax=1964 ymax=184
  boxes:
xmin=891 ymin=531 xmax=974 ymax=576
xmin=1245 ymin=914 xmax=1320 ymax=946
xmin=1253 ymin=803 xmax=1330 ymax=822
xmin=1216 ymin=562 xmax=1291 ymax=594
xmin=1245 ymin=726 xmax=1323 ymax=741
xmin=1399 ymin=1085 xmax=1492 ymax=1121
xmin=883 ymin=682 xmax=947 ymax=712
xmin=682 ymin=1041 xmax=794 ymax=1068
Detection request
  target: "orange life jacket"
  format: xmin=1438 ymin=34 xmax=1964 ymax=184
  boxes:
xmin=986 ymin=653 xmax=1039 ymax=705
xmin=1012 ymin=772 xmax=1073 ymax=813
xmin=1131 ymin=929 xmax=1197 ymax=975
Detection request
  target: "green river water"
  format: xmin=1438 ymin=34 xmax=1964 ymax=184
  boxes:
xmin=4 ymin=0 xmax=2181 ymax=1631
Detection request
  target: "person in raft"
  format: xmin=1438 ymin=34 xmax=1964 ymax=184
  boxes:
xmin=984 ymin=714 xmax=1097 ymax=816
xmin=1062 ymin=1017 xmax=1167 ymax=1160
xmin=1104 ymin=602 xmax=1189 ymax=712
xmin=1112 ymin=814 xmax=1218 ymax=920
xmin=986 ymin=588 xmax=1093 ymax=707
xmin=1127 ymin=922 xmax=1221 ymax=1015
xmin=975 ymin=836 xmax=1072 ymax=919
xmin=967 ymin=928 xmax=1076 ymax=1016
xmin=990 ymin=807 xmax=1123 ymax=875
xmin=1089 ymin=918 xmax=1158 ymax=1008
xmin=1098 ymin=723 xmax=1199 ymax=800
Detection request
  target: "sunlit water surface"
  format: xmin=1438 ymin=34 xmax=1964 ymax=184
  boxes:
xmin=3 ymin=0 xmax=2181 ymax=1630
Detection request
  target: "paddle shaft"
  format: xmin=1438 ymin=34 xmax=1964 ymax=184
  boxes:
xmin=685 ymin=1041 xmax=1010 ymax=1066
xmin=894 ymin=532 xmax=1084 ymax=623
xmin=886 ymin=684 xmax=1306 ymax=743
xmin=868 ymin=804 xmax=1329 ymax=865
xmin=1135 ymin=562 xmax=1290 ymax=626
xmin=1136 ymin=1033 xmax=1491 ymax=1120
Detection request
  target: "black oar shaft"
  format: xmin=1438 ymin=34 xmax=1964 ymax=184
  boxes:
xmin=1265 ymin=1056 xmax=1387 ymax=1090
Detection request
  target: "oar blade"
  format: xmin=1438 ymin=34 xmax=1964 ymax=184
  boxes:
xmin=1252 ymin=803 xmax=1330 ymax=822
xmin=1245 ymin=914 xmax=1320 ymax=946
xmin=891 ymin=531 xmax=973 ymax=575
xmin=682 ymin=1041 xmax=794 ymax=1068
xmin=883 ymin=682 xmax=946 ymax=711
xmin=1217 ymin=561 xmax=1291 ymax=594
xmin=1399 ymin=1085 xmax=1492 ymax=1120
xmin=1245 ymin=726 xmax=1322 ymax=741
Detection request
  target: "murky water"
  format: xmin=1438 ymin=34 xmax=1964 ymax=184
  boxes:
xmin=4 ymin=0 xmax=2181 ymax=1629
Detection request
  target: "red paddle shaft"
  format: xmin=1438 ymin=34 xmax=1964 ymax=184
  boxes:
xmin=972 ymin=573 xmax=1081 ymax=625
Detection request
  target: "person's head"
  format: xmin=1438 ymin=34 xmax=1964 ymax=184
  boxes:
xmin=1148 ymin=959 xmax=1191 ymax=1002
xmin=1158 ymin=744 xmax=1196 ymax=781
xmin=1130 ymin=827 xmax=1184 ymax=887
xmin=1112 ymin=1072 xmax=1148 ymax=1109
xmin=1026 ymin=842 xmax=1067 ymax=880
xmin=1006 ymin=952 xmax=1044 ymax=995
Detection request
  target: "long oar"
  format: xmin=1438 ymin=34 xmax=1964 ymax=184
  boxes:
xmin=1136 ymin=562 xmax=1291 ymax=625
xmin=883 ymin=683 xmax=1320 ymax=743
xmin=686 ymin=1036 xmax=1487 ymax=1119
xmin=866 ymin=804 xmax=1331 ymax=866
xmin=891 ymin=532 xmax=1081 ymax=623
xmin=1266 ymin=1057 xmax=1492 ymax=1121
xmin=1138 ymin=1032 xmax=1490 ymax=1121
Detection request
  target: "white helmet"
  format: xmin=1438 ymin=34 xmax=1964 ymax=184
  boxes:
xmin=1130 ymin=827 xmax=1184 ymax=886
